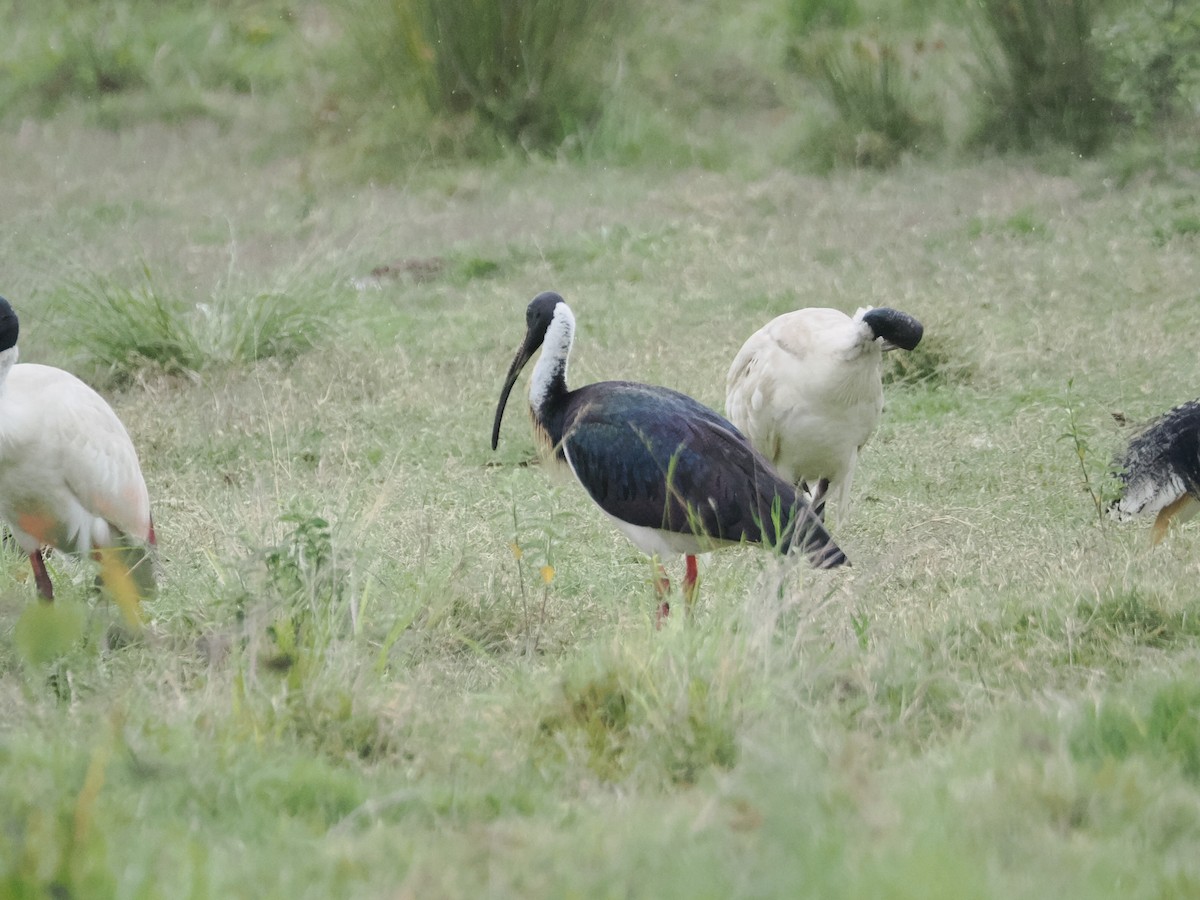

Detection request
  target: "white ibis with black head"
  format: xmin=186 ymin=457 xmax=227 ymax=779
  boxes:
xmin=491 ymin=291 xmax=848 ymax=623
xmin=0 ymin=296 xmax=156 ymax=626
xmin=1110 ymin=399 xmax=1200 ymax=544
xmin=725 ymin=306 xmax=923 ymax=525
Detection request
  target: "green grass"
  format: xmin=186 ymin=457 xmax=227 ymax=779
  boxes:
xmin=1 ymin=2 xmax=1200 ymax=897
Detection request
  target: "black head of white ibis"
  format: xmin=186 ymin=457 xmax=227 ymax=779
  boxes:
xmin=725 ymin=305 xmax=923 ymax=526
xmin=1110 ymin=399 xmax=1200 ymax=544
xmin=492 ymin=291 xmax=848 ymax=623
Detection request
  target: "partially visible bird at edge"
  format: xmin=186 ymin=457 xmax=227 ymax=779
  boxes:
xmin=1110 ymin=399 xmax=1200 ymax=544
xmin=725 ymin=305 xmax=923 ymax=527
xmin=0 ymin=296 xmax=156 ymax=627
xmin=491 ymin=291 xmax=848 ymax=627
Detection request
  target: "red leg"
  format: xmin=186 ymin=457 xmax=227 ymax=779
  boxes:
xmin=29 ymin=550 xmax=53 ymax=600
xmin=683 ymin=554 xmax=699 ymax=612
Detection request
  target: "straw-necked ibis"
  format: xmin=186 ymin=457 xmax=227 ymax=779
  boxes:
xmin=725 ymin=306 xmax=923 ymax=525
xmin=1110 ymin=399 xmax=1200 ymax=544
xmin=491 ymin=292 xmax=848 ymax=623
xmin=0 ymin=296 xmax=155 ymax=626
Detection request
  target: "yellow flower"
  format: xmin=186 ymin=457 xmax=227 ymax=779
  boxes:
xmin=509 ymin=542 xmax=523 ymax=560
xmin=540 ymin=565 xmax=555 ymax=585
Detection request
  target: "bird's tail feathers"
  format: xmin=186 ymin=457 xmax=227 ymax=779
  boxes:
xmin=94 ymin=534 xmax=156 ymax=629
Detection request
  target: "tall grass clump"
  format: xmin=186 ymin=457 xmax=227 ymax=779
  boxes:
xmin=51 ymin=270 xmax=326 ymax=383
xmin=970 ymin=0 xmax=1114 ymax=155
xmin=796 ymin=35 xmax=943 ymax=169
xmin=330 ymin=0 xmax=624 ymax=162
xmin=53 ymin=272 xmax=204 ymax=380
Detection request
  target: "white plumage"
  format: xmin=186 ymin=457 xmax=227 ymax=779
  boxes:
xmin=725 ymin=306 xmax=923 ymax=525
xmin=1110 ymin=399 xmax=1200 ymax=544
xmin=0 ymin=297 xmax=155 ymax=623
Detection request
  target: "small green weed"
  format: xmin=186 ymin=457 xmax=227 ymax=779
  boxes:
xmin=504 ymin=474 xmax=564 ymax=654
xmin=1059 ymin=379 xmax=1122 ymax=521
xmin=221 ymin=511 xmax=396 ymax=762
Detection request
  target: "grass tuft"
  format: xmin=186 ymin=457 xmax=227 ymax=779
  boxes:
xmin=50 ymin=269 xmax=327 ymax=383
xmin=324 ymin=0 xmax=625 ymax=162
xmin=969 ymin=0 xmax=1114 ymax=154
xmin=882 ymin=332 xmax=974 ymax=387
xmin=800 ymin=34 xmax=943 ymax=169
xmin=537 ymin=633 xmax=744 ymax=786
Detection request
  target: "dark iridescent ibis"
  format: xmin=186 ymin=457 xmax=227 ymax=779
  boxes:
xmin=491 ymin=292 xmax=849 ymax=624
xmin=1110 ymin=399 xmax=1200 ymax=543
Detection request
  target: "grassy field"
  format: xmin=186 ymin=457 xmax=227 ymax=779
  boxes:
xmin=2 ymin=3 xmax=1200 ymax=896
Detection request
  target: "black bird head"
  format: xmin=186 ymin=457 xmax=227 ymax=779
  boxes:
xmin=861 ymin=307 xmax=923 ymax=351
xmin=491 ymin=292 xmax=566 ymax=450
xmin=0 ymin=297 xmax=19 ymax=354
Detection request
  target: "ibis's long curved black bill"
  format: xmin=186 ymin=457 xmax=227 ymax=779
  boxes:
xmin=491 ymin=340 xmax=536 ymax=451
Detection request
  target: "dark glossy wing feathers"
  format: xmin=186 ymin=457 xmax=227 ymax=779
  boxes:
xmin=558 ymin=381 xmax=841 ymax=562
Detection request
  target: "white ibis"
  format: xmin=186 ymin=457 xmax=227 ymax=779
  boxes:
xmin=1110 ymin=399 xmax=1200 ymax=544
xmin=0 ymin=296 xmax=156 ymax=626
xmin=491 ymin=291 xmax=848 ymax=623
xmin=724 ymin=306 xmax=923 ymax=525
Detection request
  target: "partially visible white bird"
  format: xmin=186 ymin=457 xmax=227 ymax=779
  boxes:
xmin=725 ymin=306 xmax=923 ymax=525
xmin=1110 ymin=399 xmax=1200 ymax=544
xmin=0 ymin=296 xmax=156 ymax=625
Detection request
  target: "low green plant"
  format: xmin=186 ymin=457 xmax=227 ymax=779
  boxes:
xmin=969 ymin=0 xmax=1114 ymax=155
xmin=224 ymin=511 xmax=397 ymax=761
xmin=1059 ymin=379 xmax=1122 ymax=521
xmin=504 ymin=474 xmax=563 ymax=655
